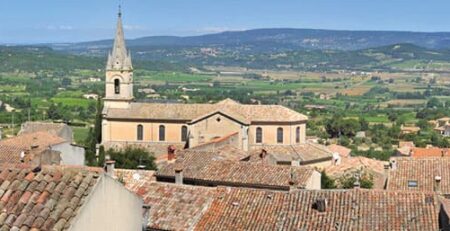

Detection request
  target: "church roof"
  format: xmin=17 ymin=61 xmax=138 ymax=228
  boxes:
xmin=104 ymin=99 xmax=308 ymax=124
xmin=106 ymin=8 xmax=132 ymax=71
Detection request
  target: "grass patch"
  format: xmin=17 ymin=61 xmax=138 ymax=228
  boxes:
xmin=72 ymin=126 xmax=89 ymax=145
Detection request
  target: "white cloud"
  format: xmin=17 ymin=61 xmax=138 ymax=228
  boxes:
xmin=123 ymin=24 xmax=147 ymax=31
xmin=41 ymin=25 xmax=74 ymax=30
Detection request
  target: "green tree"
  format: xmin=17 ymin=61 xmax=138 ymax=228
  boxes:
xmin=98 ymin=145 xmax=106 ymax=166
xmin=321 ymin=171 xmax=336 ymax=189
xmin=106 ymin=146 xmax=157 ymax=170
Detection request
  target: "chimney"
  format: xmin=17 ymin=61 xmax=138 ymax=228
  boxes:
xmin=0 ymin=127 xmax=2 ymax=140
xmin=174 ymin=166 xmax=183 ymax=185
xmin=105 ymin=160 xmax=116 ymax=177
xmin=353 ymin=179 xmax=361 ymax=189
xmin=142 ymin=204 xmax=151 ymax=230
xmin=167 ymin=145 xmax=176 ymax=161
xmin=314 ymin=198 xmax=327 ymax=212
xmin=332 ymin=152 xmax=341 ymax=166
xmin=390 ymin=160 xmax=397 ymax=170
xmin=434 ymin=175 xmax=441 ymax=193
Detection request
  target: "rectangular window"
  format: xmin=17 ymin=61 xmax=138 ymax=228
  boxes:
xmin=408 ymin=180 xmax=418 ymax=187
xmin=277 ymin=128 xmax=283 ymax=144
xmin=159 ymin=125 xmax=165 ymax=141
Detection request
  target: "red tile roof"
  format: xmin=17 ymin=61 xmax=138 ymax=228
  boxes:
xmin=327 ymin=144 xmax=352 ymax=158
xmin=0 ymin=132 xmax=67 ymax=165
xmin=0 ymin=164 xmax=101 ymax=230
xmin=325 ymin=156 xmax=387 ymax=189
xmin=138 ymin=182 xmax=215 ymax=231
xmin=410 ymin=147 xmax=449 ymax=158
xmin=387 ymin=158 xmax=450 ymax=195
xmin=156 ymin=150 xmax=317 ymax=190
xmin=195 ymin=188 xmax=440 ymax=231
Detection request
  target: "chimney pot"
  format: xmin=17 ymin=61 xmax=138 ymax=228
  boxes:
xmin=434 ymin=175 xmax=442 ymax=193
xmin=175 ymin=166 xmax=183 ymax=185
xmin=105 ymin=160 xmax=116 ymax=177
xmin=167 ymin=145 xmax=176 ymax=161
xmin=314 ymin=198 xmax=327 ymax=212
xmin=390 ymin=160 xmax=397 ymax=170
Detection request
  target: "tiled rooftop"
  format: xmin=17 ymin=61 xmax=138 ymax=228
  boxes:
xmin=137 ymin=182 xmax=215 ymax=231
xmin=0 ymin=164 xmax=101 ymax=230
xmin=410 ymin=147 xmax=449 ymax=158
xmin=249 ymin=143 xmax=333 ymax=164
xmin=156 ymin=150 xmax=317 ymax=190
xmin=325 ymin=156 xmax=388 ymax=189
xmin=195 ymin=187 xmax=441 ymax=231
xmin=387 ymin=158 xmax=450 ymax=195
xmin=114 ymin=168 xmax=156 ymax=192
xmin=105 ymin=98 xmax=308 ymax=123
xmin=0 ymin=132 xmax=67 ymax=164
xmin=327 ymin=144 xmax=351 ymax=158
xmin=19 ymin=122 xmax=69 ymax=139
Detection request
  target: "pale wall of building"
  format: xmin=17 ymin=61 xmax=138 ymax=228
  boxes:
xmin=248 ymin=123 xmax=306 ymax=145
xmin=70 ymin=175 xmax=143 ymax=231
xmin=102 ymin=119 xmax=307 ymax=150
xmin=305 ymin=170 xmax=322 ymax=190
xmin=189 ymin=114 xmax=243 ymax=147
xmin=52 ymin=142 xmax=85 ymax=166
xmin=103 ymin=120 xmax=187 ymax=143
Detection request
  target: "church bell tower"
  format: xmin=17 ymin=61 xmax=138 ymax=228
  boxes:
xmin=104 ymin=7 xmax=134 ymax=109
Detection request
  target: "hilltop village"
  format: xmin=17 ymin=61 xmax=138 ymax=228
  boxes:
xmin=0 ymin=10 xmax=449 ymax=231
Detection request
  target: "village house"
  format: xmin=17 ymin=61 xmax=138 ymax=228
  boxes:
xmin=386 ymin=158 xmax=450 ymax=197
xmin=400 ymin=124 xmax=421 ymax=135
xmin=0 ymin=164 xmax=143 ymax=230
xmin=19 ymin=122 xmax=74 ymax=143
xmin=82 ymin=93 xmax=99 ymax=100
xmin=0 ymin=131 xmax=85 ymax=166
xmin=155 ymin=147 xmax=321 ymax=191
xmin=430 ymin=117 xmax=450 ymax=137
xmin=100 ymin=11 xmax=320 ymax=163
xmin=117 ymin=175 xmax=448 ymax=230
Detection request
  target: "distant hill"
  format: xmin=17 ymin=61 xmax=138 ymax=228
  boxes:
xmin=50 ymin=28 xmax=450 ymax=52
xmin=0 ymin=46 xmax=186 ymax=72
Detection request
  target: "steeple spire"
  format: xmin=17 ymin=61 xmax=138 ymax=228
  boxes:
xmin=107 ymin=6 xmax=132 ymax=71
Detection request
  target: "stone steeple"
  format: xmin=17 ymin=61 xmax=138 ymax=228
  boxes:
xmin=107 ymin=6 xmax=132 ymax=71
xmin=104 ymin=6 xmax=134 ymax=109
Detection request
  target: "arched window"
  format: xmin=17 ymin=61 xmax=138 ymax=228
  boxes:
xmin=137 ymin=124 xmax=143 ymax=141
xmin=256 ymin=127 xmax=263 ymax=143
xmin=114 ymin=79 xmax=120 ymax=94
xmin=296 ymin=127 xmax=300 ymax=143
xmin=159 ymin=125 xmax=165 ymax=141
xmin=277 ymin=127 xmax=283 ymax=144
xmin=181 ymin=126 xmax=188 ymax=142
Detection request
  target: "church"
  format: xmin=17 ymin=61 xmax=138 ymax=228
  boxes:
xmin=100 ymin=11 xmax=331 ymax=165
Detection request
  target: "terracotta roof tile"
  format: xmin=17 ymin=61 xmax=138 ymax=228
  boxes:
xmin=327 ymin=144 xmax=352 ymax=158
xmin=156 ymin=150 xmax=316 ymax=190
xmin=138 ymin=182 xmax=215 ymax=231
xmin=0 ymin=132 xmax=67 ymax=165
xmin=195 ymin=188 xmax=440 ymax=230
xmin=325 ymin=156 xmax=388 ymax=189
xmin=387 ymin=158 xmax=450 ymax=195
xmin=0 ymin=164 xmax=101 ymax=230
xmin=410 ymin=147 xmax=449 ymax=158
xmin=249 ymin=143 xmax=333 ymax=164
xmin=105 ymin=99 xmax=308 ymax=123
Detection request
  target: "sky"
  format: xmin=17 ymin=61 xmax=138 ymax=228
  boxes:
xmin=0 ymin=0 xmax=450 ymax=44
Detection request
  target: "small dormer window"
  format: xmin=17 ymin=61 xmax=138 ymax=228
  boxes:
xmin=408 ymin=180 xmax=418 ymax=187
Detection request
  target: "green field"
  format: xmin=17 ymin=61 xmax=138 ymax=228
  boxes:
xmin=72 ymin=126 xmax=89 ymax=145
